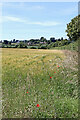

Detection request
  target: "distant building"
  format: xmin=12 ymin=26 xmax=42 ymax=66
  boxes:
xmin=27 ymin=42 xmax=32 ymax=45
xmin=40 ymin=42 xmax=46 ymax=44
xmin=40 ymin=42 xmax=44 ymax=44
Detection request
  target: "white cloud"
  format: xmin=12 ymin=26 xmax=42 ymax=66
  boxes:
xmin=2 ymin=16 xmax=61 ymax=26
xmin=2 ymin=16 xmax=26 ymax=22
xmin=28 ymin=21 xmax=60 ymax=26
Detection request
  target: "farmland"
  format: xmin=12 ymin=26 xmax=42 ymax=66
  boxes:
xmin=2 ymin=48 xmax=78 ymax=118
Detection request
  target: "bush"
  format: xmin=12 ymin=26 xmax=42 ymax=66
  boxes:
xmin=15 ymin=45 xmax=19 ymax=48
xmin=30 ymin=46 xmax=37 ymax=49
xmin=40 ymin=45 xmax=47 ymax=49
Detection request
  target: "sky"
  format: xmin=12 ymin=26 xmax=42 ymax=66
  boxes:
xmin=1 ymin=2 xmax=78 ymax=40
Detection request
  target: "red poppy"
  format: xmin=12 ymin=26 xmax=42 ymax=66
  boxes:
xmin=54 ymin=72 xmax=56 ymax=73
xmin=57 ymin=65 xmax=59 ymax=67
xmin=26 ymin=91 xmax=28 ymax=93
xmin=50 ymin=77 xmax=52 ymax=79
xmin=36 ymin=104 xmax=40 ymax=107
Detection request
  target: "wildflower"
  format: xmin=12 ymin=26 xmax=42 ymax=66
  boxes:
xmin=50 ymin=77 xmax=52 ymax=79
xmin=57 ymin=65 xmax=59 ymax=67
xmin=36 ymin=104 xmax=40 ymax=107
xmin=54 ymin=72 xmax=56 ymax=73
xmin=26 ymin=91 xmax=28 ymax=93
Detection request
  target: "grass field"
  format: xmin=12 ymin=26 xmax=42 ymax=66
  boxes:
xmin=2 ymin=48 xmax=78 ymax=118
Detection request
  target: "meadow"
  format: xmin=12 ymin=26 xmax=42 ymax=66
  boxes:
xmin=2 ymin=48 xmax=78 ymax=118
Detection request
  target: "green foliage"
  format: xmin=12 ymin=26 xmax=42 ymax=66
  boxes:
xmin=40 ymin=37 xmax=47 ymax=42
xmin=18 ymin=42 xmax=28 ymax=48
xmin=66 ymin=15 xmax=80 ymax=41
xmin=8 ymin=41 xmax=11 ymax=45
xmin=18 ymin=42 xmax=24 ymax=48
xmin=30 ymin=46 xmax=37 ymax=49
xmin=50 ymin=37 xmax=56 ymax=42
xmin=54 ymin=41 xmax=59 ymax=47
xmin=40 ymin=45 xmax=47 ymax=49
xmin=52 ymin=40 xmax=78 ymax=51
xmin=15 ymin=44 xmax=19 ymax=48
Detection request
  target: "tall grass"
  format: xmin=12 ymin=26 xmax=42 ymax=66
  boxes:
xmin=2 ymin=48 xmax=78 ymax=118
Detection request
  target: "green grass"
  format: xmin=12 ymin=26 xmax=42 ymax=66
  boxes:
xmin=2 ymin=48 xmax=78 ymax=118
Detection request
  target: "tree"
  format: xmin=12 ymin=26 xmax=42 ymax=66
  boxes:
xmin=50 ymin=37 xmax=56 ymax=42
xmin=13 ymin=39 xmax=16 ymax=43
xmin=30 ymin=39 xmax=35 ymax=42
xmin=61 ymin=37 xmax=63 ymax=41
xmin=8 ymin=41 xmax=11 ymax=45
xmin=40 ymin=37 xmax=46 ymax=42
xmin=54 ymin=41 xmax=58 ymax=47
xmin=58 ymin=41 xmax=62 ymax=47
xmin=18 ymin=42 xmax=24 ymax=48
xmin=47 ymin=40 xmax=51 ymax=44
xmin=57 ymin=38 xmax=61 ymax=41
xmin=66 ymin=15 xmax=80 ymax=41
xmin=40 ymin=37 xmax=44 ymax=41
xmin=3 ymin=40 xmax=8 ymax=44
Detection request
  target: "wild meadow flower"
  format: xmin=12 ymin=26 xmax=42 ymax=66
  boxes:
xmin=54 ymin=72 xmax=56 ymax=73
xmin=36 ymin=104 xmax=40 ymax=107
xmin=50 ymin=77 xmax=52 ymax=79
xmin=57 ymin=65 xmax=59 ymax=67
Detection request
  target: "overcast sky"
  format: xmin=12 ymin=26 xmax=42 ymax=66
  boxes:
xmin=1 ymin=2 xmax=78 ymax=40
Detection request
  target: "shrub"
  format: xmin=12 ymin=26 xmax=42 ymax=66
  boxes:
xmin=30 ymin=46 xmax=37 ymax=49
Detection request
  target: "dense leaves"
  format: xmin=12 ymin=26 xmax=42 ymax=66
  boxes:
xmin=66 ymin=15 xmax=80 ymax=41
